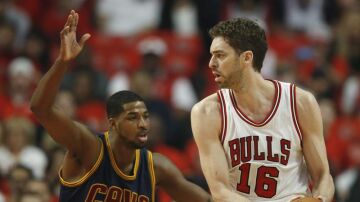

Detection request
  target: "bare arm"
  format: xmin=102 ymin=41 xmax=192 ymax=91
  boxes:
xmin=296 ymin=88 xmax=334 ymax=202
xmin=191 ymin=96 xmax=250 ymax=202
xmin=153 ymin=153 xmax=212 ymax=202
xmin=30 ymin=11 xmax=97 ymax=167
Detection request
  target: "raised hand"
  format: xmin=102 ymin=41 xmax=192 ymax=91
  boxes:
xmin=58 ymin=10 xmax=91 ymax=62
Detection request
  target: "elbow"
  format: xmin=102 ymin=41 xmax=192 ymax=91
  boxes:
xmin=326 ymin=173 xmax=335 ymax=198
xmin=313 ymin=172 xmax=335 ymax=201
xmin=30 ymin=100 xmax=49 ymax=118
xmin=30 ymin=105 xmax=44 ymax=118
xmin=30 ymin=99 xmax=41 ymax=115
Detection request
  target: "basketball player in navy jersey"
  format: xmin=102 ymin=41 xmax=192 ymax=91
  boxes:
xmin=191 ymin=18 xmax=334 ymax=202
xmin=30 ymin=10 xmax=212 ymax=202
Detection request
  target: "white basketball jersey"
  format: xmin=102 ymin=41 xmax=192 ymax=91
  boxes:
xmin=217 ymin=80 xmax=310 ymax=202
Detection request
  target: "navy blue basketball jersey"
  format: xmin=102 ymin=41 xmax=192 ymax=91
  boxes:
xmin=59 ymin=132 xmax=156 ymax=202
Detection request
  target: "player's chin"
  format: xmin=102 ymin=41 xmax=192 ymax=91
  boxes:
xmin=217 ymin=82 xmax=227 ymax=88
xmin=134 ymin=140 xmax=148 ymax=149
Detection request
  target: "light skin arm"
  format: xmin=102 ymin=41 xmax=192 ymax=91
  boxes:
xmin=30 ymin=11 xmax=98 ymax=171
xmin=296 ymin=88 xmax=335 ymax=202
xmin=191 ymin=96 xmax=250 ymax=202
xmin=153 ymin=153 xmax=212 ymax=202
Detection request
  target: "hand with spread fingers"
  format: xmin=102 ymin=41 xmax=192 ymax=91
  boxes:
xmin=59 ymin=10 xmax=91 ymax=62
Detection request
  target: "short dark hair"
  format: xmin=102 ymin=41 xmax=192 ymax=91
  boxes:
xmin=209 ymin=18 xmax=267 ymax=72
xmin=106 ymin=91 xmax=145 ymax=118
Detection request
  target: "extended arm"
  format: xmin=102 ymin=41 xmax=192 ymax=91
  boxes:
xmin=296 ymin=88 xmax=335 ymax=202
xmin=30 ymin=11 xmax=97 ymax=165
xmin=191 ymin=96 xmax=250 ymax=202
xmin=153 ymin=153 xmax=212 ymax=202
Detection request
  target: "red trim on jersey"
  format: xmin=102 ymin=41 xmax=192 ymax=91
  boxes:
xmin=229 ymin=80 xmax=281 ymax=127
xmin=217 ymin=90 xmax=227 ymax=145
xmin=290 ymin=84 xmax=303 ymax=144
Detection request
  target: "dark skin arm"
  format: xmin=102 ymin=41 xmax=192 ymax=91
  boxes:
xmin=30 ymin=10 xmax=98 ymax=180
xmin=153 ymin=153 xmax=212 ymax=202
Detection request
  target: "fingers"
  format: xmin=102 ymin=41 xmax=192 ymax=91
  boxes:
xmin=79 ymin=33 xmax=91 ymax=48
xmin=63 ymin=10 xmax=77 ymax=32
xmin=63 ymin=13 xmax=72 ymax=29
xmin=74 ymin=12 xmax=79 ymax=30
xmin=70 ymin=10 xmax=77 ymax=32
xmin=60 ymin=26 xmax=70 ymax=40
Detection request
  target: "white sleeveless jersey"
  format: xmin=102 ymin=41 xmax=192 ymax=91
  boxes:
xmin=217 ymin=80 xmax=310 ymax=202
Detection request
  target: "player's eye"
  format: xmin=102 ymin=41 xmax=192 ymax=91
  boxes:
xmin=216 ymin=53 xmax=225 ymax=59
xmin=126 ymin=115 xmax=137 ymax=120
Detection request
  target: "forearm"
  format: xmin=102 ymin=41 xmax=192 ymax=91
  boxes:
xmin=30 ymin=59 xmax=70 ymax=115
xmin=170 ymin=185 xmax=212 ymax=202
xmin=312 ymin=173 xmax=334 ymax=202
xmin=211 ymin=187 xmax=251 ymax=202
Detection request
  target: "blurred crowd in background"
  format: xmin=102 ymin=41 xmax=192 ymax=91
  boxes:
xmin=0 ymin=0 xmax=359 ymax=201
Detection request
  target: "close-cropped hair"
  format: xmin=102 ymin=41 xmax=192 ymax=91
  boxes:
xmin=106 ymin=90 xmax=145 ymax=118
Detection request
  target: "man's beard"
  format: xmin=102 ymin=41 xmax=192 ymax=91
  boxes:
xmin=127 ymin=140 xmax=148 ymax=149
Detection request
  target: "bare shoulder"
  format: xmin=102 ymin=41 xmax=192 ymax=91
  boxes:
xmin=295 ymin=86 xmax=319 ymax=111
xmin=294 ymin=86 xmax=322 ymax=134
xmin=152 ymin=152 xmax=171 ymax=170
xmin=191 ymin=93 xmax=220 ymax=117
xmin=191 ymin=93 xmax=222 ymax=140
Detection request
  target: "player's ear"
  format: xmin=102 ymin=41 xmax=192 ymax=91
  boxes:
xmin=108 ymin=117 xmax=115 ymax=129
xmin=242 ymin=51 xmax=253 ymax=65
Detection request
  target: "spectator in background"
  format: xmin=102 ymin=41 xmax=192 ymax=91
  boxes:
xmin=335 ymin=136 xmax=360 ymax=202
xmin=0 ymin=192 xmax=4 ymax=202
xmin=326 ymin=8 xmax=360 ymax=82
xmin=23 ymin=179 xmax=56 ymax=202
xmin=283 ymin=0 xmax=330 ymax=40
xmin=159 ymin=0 xmax=198 ymax=36
xmin=137 ymin=37 xmax=198 ymax=112
xmin=0 ymin=0 xmax=30 ymax=50
xmin=0 ymin=117 xmax=47 ymax=179
xmin=95 ymin=0 xmax=162 ymax=36
xmin=335 ymin=9 xmax=360 ymax=116
xmin=20 ymin=29 xmax=51 ymax=73
xmin=43 ymin=147 xmax=65 ymax=199
xmin=40 ymin=0 xmax=94 ymax=42
xmin=6 ymin=164 xmax=33 ymax=202
xmin=225 ymin=0 xmax=267 ymax=30
xmin=134 ymin=37 xmax=198 ymax=149
xmin=324 ymin=8 xmax=360 ymax=180
xmin=19 ymin=193 xmax=43 ymax=202
xmin=0 ymin=21 xmax=16 ymax=93
xmin=0 ymin=57 xmax=37 ymax=122
xmin=11 ymin=0 xmax=43 ymax=24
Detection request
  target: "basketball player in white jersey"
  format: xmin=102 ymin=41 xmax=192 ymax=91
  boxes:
xmin=191 ymin=18 xmax=334 ymax=202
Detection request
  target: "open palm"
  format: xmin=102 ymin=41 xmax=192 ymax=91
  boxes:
xmin=59 ymin=10 xmax=90 ymax=62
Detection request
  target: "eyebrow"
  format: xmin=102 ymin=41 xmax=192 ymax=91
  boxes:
xmin=210 ymin=50 xmax=225 ymax=54
xmin=126 ymin=111 xmax=149 ymax=116
xmin=126 ymin=112 xmax=138 ymax=116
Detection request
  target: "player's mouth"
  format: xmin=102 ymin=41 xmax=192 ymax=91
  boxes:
xmin=212 ymin=71 xmax=222 ymax=82
xmin=137 ymin=132 xmax=148 ymax=143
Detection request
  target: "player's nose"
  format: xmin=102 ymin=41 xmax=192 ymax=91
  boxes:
xmin=209 ymin=56 xmax=217 ymax=69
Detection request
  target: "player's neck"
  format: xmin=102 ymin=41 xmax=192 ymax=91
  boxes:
xmin=231 ymin=72 xmax=276 ymax=119
xmin=108 ymin=132 xmax=137 ymax=174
